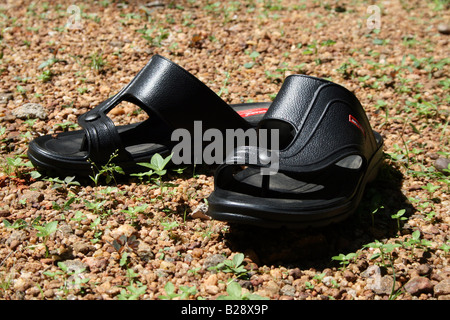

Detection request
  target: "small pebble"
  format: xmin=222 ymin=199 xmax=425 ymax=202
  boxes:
xmin=404 ymin=277 xmax=433 ymax=296
xmin=0 ymin=92 xmax=13 ymax=104
xmin=12 ymin=103 xmax=47 ymax=120
xmin=435 ymin=158 xmax=450 ymax=174
xmin=437 ymin=23 xmax=450 ymax=35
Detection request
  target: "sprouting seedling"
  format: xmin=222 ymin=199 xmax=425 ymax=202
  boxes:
xmin=37 ymin=70 xmax=54 ymax=82
xmin=89 ymin=52 xmax=107 ymax=72
xmin=364 ymin=240 xmax=401 ymax=267
xmin=391 ymin=209 xmax=407 ymax=232
xmin=43 ymin=261 xmax=89 ymax=295
xmin=179 ymin=285 xmax=198 ymax=300
xmin=117 ymin=269 xmax=147 ymax=300
xmin=122 ymin=204 xmax=148 ymax=222
xmin=332 ymin=252 xmax=358 ymax=271
xmin=161 ymin=220 xmax=179 ymax=231
xmin=84 ymin=199 xmax=107 ymax=215
xmin=439 ymin=242 xmax=449 ymax=255
xmin=208 ymin=253 xmax=248 ymax=279
xmin=38 ymin=56 xmax=62 ymax=70
xmin=118 ymin=281 xmax=147 ymax=300
xmin=3 ymin=215 xmax=41 ymax=231
xmin=132 ymin=153 xmax=173 ymax=185
xmin=313 ymin=272 xmax=327 ymax=283
xmin=52 ymin=196 xmax=76 ymax=212
xmin=133 ymin=153 xmax=173 ymax=181
xmin=305 ymin=281 xmax=314 ymax=290
xmin=43 ymin=176 xmax=80 ymax=191
xmin=158 ymin=281 xmax=180 ymax=300
xmin=3 ymin=219 xmax=28 ymax=230
xmin=71 ymin=211 xmax=87 ymax=224
xmin=217 ymin=281 xmax=269 ymax=300
xmin=421 ymin=183 xmax=440 ymax=196
xmin=244 ymin=51 xmax=260 ymax=69
xmin=89 ymin=150 xmax=125 ymax=187
xmin=133 ymin=153 xmax=175 ymax=210
xmin=161 ymin=219 xmax=180 ymax=239
xmin=33 ymin=220 xmax=58 ymax=257
xmin=370 ymin=205 xmax=384 ymax=227
xmin=2 ymin=156 xmax=35 ymax=179
xmin=401 ymin=230 xmax=432 ymax=253
xmin=53 ymin=121 xmax=79 ymax=132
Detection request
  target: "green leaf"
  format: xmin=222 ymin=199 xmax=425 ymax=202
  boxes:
xmin=248 ymin=293 xmax=270 ymax=300
xmin=411 ymin=230 xmax=421 ymax=240
xmin=57 ymin=262 xmax=68 ymax=272
xmin=249 ymin=51 xmax=260 ymax=59
xmin=232 ymin=253 xmax=244 ymax=267
xmin=383 ymin=243 xmax=401 ymax=253
xmin=332 ymin=253 xmax=345 ymax=261
xmin=2 ymin=220 xmax=12 ymax=228
xmin=120 ymin=252 xmax=128 ymax=266
xmin=161 ymin=153 xmax=173 ymax=169
xmin=151 ymin=153 xmax=164 ymax=170
xmin=38 ymin=57 xmax=59 ymax=69
xmin=226 ymin=281 xmax=242 ymax=298
xmin=244 ymin=62 xmax=255 ymax=69
xmin=346 ymin=252 xmax=357 ymax=260
xmin=46 ymin=220 xmax=58 ymax=233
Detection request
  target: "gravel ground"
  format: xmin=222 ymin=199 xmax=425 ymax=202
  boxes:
xmin=0 ymin=0 xmax=449 ymax=304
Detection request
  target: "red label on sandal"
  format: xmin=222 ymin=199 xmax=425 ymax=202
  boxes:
xmin=237 ymin=108 xmax=268 ymax=118
xmin=349 ymin=114 xmax=365 ymax=136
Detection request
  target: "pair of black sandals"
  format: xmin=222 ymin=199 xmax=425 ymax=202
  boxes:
xmin=28 ymin=55 xmax=384 ymax=229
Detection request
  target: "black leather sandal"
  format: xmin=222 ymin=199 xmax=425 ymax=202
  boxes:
xmin=206 ymin=75 xmax=384 ymax=228
xmin=28 ymin=55 xmax=269 ymax=176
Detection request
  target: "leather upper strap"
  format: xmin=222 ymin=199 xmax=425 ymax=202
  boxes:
xmin=224 ymin=75 xmax=379 ymax=173
xmin=81 ymin=55 xmax=250 ymax=132
xmin=77 ymin=55 xmax=251 ymax=163
xmin=78 ymin=100 xmax=130 ymax=164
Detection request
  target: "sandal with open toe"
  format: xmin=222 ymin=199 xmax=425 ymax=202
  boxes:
xmin=206 ymin=75 xmax=384 ymax=228
xmin=28 ymin=55 xmax=269 ymax=177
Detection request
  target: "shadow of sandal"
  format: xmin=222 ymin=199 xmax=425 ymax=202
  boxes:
xmin=223 ymin=162 xmax=413 ymax=269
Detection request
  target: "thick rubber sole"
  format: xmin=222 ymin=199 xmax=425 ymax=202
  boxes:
xmin=207 ymin=140 xmax=384 ymax=229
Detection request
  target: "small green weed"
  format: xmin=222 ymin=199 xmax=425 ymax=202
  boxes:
xmin=391 ymin=209 xmax=407 ymax=233
xmin=399 ymin=230 xmax=432 ymax=253
xmin=161 ymin=219 xmax=179 ymax=239
xmin=364 ymin=240 xmax=400 ymax=267
xmin=217 ymin=281 xmax=269 ymax=300
xmin=53 ymin=121 xmax=79 ymax=132
xmin=89 ymin=150 xmax=125 ymax=186
xmin=132 ymin=153 xmax=176 ymax=211
xmin=158 ymin=281 xmax=198 ymax=300
xmin=332 ymin=252 xmax=358 ymax=271
xmin=3 ymin=215 xmax=41 ymax=230
xmin=117 ymin=269 xmax=147 ymax=300
xmin=43 ymin=176 xmax=80 ymax=192
xmin=37 ymin=69 xmax=54 ymax=82
xmin=208 ymin=253 xmax=248 ymax=279
xmin=43 ymin=261 xmax=89 ymax=296
xmin=1 ymin=156 xmax=40 ymax=179
xmin=122 ymin=204 xmax=148 ymax=224
xmin=33 ymin=220 xmax=58 ymax=257
xmin=89 ymin=52 xmax=107 ymax=72
xmin=132 ymin=153 xmax=173 ymax=182
xmin=244 ymin=50 xmax=260 ymax=69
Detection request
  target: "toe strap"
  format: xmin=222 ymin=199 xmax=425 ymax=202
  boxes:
xmin=78 ymin=107 xmax=130 ymax=164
